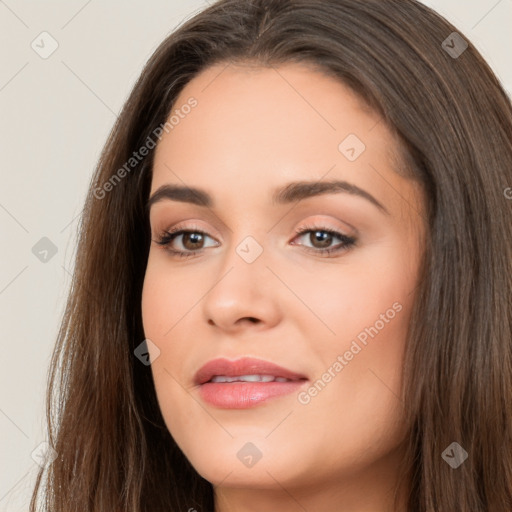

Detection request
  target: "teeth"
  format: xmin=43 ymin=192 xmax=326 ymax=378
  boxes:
xmin=210 ymin=374 xmax=292 ymax=383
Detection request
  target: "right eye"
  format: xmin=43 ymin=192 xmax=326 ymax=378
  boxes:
xmin=154 ymin=225 xmax=219 ymax=258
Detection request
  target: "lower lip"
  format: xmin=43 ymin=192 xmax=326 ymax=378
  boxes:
xmin=198 ymin=380 xmax=307 ymax=409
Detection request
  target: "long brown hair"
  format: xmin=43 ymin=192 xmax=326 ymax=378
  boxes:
xmin=30 ymin=1 xmax=512 ymax=510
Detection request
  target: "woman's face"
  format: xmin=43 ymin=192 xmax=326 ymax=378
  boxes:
xmin=141 ymin=62 xmax=425 ymax=507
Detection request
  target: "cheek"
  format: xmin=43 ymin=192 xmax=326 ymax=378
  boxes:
xmin=141 ymin=256 xmax=202 ymax=337
xmin=291 ymin=238 xmax=417 ymax=348
xmin=292 ymin=295 xmax=410 ymax=472
xmin=291 ymin=242 xmax=416 ymax=431
xmin=140 ymin=263 xmax=195 ymax=432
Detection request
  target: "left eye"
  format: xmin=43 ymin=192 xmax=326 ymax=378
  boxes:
xmin=292 ymin=226 xmax=356 ymax=255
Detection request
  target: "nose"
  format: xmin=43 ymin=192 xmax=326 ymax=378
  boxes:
xmin=201 ymin=239 xmax=282 ymax=333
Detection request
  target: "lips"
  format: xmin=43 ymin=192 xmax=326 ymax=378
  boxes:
xmin=194 ymin=357 xmax=308 ymax=385
xmin=195 ymin=357 xmax=309 ymax=408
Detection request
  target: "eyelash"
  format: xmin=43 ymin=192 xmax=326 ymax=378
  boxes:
xmin=154 ymin=223 xmax=357 ymax=259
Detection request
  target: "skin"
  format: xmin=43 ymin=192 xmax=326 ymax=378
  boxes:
xmin=141 ymin=61 xmax=426 ymax=512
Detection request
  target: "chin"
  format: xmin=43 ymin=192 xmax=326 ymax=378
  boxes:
xmin=178 ymin=436 xmax=309 ymax=488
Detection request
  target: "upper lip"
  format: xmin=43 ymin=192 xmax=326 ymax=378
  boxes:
xmin=194 ymin=357 xmax=308 ymax=385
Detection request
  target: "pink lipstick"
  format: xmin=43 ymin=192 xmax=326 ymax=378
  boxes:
xmin=195 ymin=357 xmax=308 ymax=409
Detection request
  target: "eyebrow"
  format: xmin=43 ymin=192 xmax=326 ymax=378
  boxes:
xmin=146 ymin=180 xmax=389 ymax=215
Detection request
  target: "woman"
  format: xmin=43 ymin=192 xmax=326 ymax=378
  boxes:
xmin=30 ymin=0 xmax=512 ymax=510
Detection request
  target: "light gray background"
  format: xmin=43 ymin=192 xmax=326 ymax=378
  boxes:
xmin=0 ymin=0 xmax=510 ymax=509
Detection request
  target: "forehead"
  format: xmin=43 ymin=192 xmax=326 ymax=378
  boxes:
xmin=150 ymin=62 xmax=412 ymax=212
xmin=156 ymin=61 xmax=387 ymax=157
